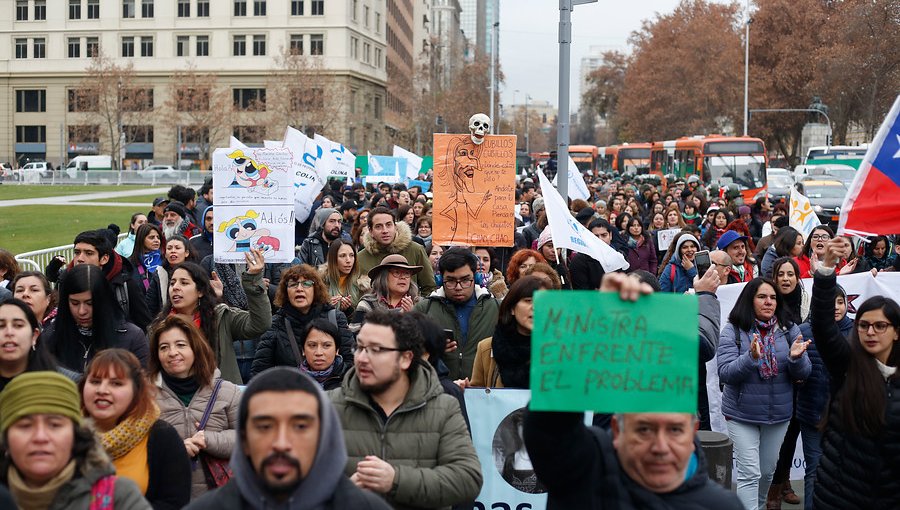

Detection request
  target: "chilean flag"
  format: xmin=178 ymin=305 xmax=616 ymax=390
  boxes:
xmin=838 ymin=95 xmax=900 ymax=237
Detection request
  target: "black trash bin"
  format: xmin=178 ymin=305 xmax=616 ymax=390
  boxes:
xmin=697 ymin=430 xmax=733 ymax=489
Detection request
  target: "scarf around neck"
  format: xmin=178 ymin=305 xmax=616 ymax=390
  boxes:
xmin=491 ymin=323 xmax=532 ymax=388
xmin=300 ymin=355 xmax=343 ymax=384
xmin=8 ymin=460 xmax=76 ymax=510
xmin=142 ymin=250 xmax=162 ymax=274
xmin=161 ymin=370 xmax=201 ymax=400
xmin=754 ymin=316 xmax=779 ymax=380
xmin=99 ymin=405 xmax=160 ymax=460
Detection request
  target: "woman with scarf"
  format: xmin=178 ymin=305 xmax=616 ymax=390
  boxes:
xmin=149 ymin=316 xmax=240 ymax=500
xmin=624 ymin=216 xmax=658 ymax=275
xmin=0 ymin=371 xmax=151 ymax=509
xmin=865 ymin=235 xmax=896 ymax=271
xmin=129 ymin=223 xmax=164 ymax=298
xmin=12 ymin=270 xmax=57 ymax=327
xmin=702 ymin=209 xmax=732 ymax=250
xmin=718 ymin=277 xmax=811 ymax=510
xmin=147 ymin=235 xmax=198 ymax=317
xmin=682 ymin=201 xmax=702 ymax=227
xmin=470 ymin=276 xmax=549 ymax=388
xmin=297 ymin=318 xmax=347 ymax=390
xmin=161 ymin=251 xmax=272 ymax=385
xmin=80 ymin=349 xmax=191 ymax=509
xmin=250 ymin=264 xmax=354 ymax=377
xmin=41 ymin=264 xmax=148 ymax=374
xmin=415 ymin=216 xmax=433 ymax=247
xmin=322 ymin=239 xmax=367 ymax=317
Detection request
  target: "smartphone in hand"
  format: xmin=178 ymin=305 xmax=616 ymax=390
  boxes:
xmin=695 ymin=250 xmax=711 ymax=278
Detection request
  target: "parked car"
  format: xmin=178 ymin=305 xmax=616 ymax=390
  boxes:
xmin=795 ymin=179 xmax=848 ymax=227
xmin=138 ymin=165 xmax=181 ymax=179
xmin=766 ymin=167 xmax=794 ymax=202
xmin=20 ymin=162 xmax=54 ymax=182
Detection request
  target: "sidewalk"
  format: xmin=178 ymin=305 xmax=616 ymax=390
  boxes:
xmin=0 ymin=187 xmax=169 ymax=208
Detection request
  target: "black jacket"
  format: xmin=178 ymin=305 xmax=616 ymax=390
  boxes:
xmin=186 ymin=474 xmax=389 ymax=510
xmin=146 ymin=420 xmax=193 ymax=510
xmin=811 ymin=272 xmax=900 ymax=510
xmin=106 ymin=255 xmax=153 ymax=331
xmin=524 ymin=410 xmax=743 ymax=509
xmin=569 ymin=252 xmax=606 ymax=290
xmin=297 ymin=231 xmax=330 ymax=267
xmin=41 ymin=319 xmax=149 ymax=373
xmin=250 ymin=305 xmax=355 ymax=377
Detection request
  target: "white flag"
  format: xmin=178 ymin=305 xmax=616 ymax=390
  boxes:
xmin=393 ymin=145 xmax=423 ymax=181
xmin=790 ymin=187 xmax=821 ymax=240
xmin=552 ymin=156 xmax=591 ymax=201
xmin=229 ymin=136 xmax=248 ymax=149
xmin=538 ymin=170 xmax=629 ymax=272
xmin=284 ymin=127 xmax=326 ymax=223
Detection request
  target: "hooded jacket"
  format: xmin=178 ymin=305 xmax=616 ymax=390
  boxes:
xmin=658 ymin=236 xmax=699 ymax=293
xmin=189 ymin=205 xmax=214 ymax=261
xmin=357 ymin=221 xmax=437 ymax=296
xmin=413 ymin=285 xmax=500 ymax=381
xmin=186 ymin=371 xmax=389 ymax=510
xmin=328 ymin=362 xmax=483 ymax=510
xmin=523 ymin=410 xmax=743 ymax=509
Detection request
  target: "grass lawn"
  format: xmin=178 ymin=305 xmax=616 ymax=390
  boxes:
xmin=85 ymin=194 xmax=162 ymax=204
xmin=0 ymin=185 xmax=146 ymax=201
xmin=0 ymin=205 xmax=139 ymax=254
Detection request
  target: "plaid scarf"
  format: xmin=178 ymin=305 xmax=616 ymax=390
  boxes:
xmin=99 ymin=404 xmax=160 ymax=460
xmin=754 ymin=316 xmax=779 ymax=380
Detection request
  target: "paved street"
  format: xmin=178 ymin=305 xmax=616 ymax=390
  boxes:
xmin=0 ymin=187 xmax=169 ymax=208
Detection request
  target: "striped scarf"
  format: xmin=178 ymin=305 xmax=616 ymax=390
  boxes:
xmin=755 ymin=317 xmax=779 ymax=380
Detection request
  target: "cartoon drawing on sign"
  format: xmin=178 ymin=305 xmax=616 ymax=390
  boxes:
xmin=227 ymin=149 xmax=279 ymax=195
xmin=217 ymin=210 xmax=280 ymax=255
xmin=439 ymin=135 xmax=493 ymax=244
xmin=492 ymin=408 xmax=546 ymax=494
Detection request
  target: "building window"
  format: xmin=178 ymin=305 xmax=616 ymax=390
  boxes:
xmin=176 ymin=35 xmax=189 ymax=56
xmin=311 ymin=0 xmax=322 ymax=15
xmin=363 ymin=5 xmax=369 ymax=27
xmin=350 ymin=37 xmax=358 ymax=59
xmin=197 ymin=0 xmax=208 ymax=16
xmin=176 ymin=88 xmax=210 ymax=111
xmin=233 ymin=88 xmax=265 ymax=111
xmin=86 ymin=36 xmax=99 ymax=56
xmin=69 ymin=0 xmax=81 ymax=19
xmin=289 ymin=87 xmax=322 ymax=111
xmin=232 ymin=126 xmax=265 ymax=144
xmin=123 ymin=0 xmax=134 ymax=18
xmin=122 ymin=36 xmax=134 ymax=57
xmin=290 ymin=0 xmax=302 ymax=15
xmin=232 ymin=35 xmax=246 ymax=56
xmin=233 ymin=0 xmax=246 ymax=16
xmin=68 ymin=37 xmax=81 ymax=58
xmin=16 ymin=0 xmax=28 ymax=21
xmin=124 ymin=125 xmax=154 ymax=142
xmin=289 ymin=34 xmax=303 ymax=55
xmin=140 ymin=36 xmax=153 ymax=56
xmin=375 ymin=12 xmax=381 ymax=34
xmin=196 ymin=35 xmax=209 ymax=56
xmin=15 ymin=39 xmax=27 ymax=59
xmin=362 ymin=42 xmax=370 ymax=64
xmin=34 ymin=0 xmax=46 ymax=20
xmin=310 ymin=34 xmax=323 ymax=55
xmin=350 ymin=89 xmax=357 ymax=114
xmin=374 ymin=96 xmax=382 ymax=120
xmin=351 ymin=0 xmax=357 ymax=21
xmin=33 ymin=38 xmax=45 ymax=58
xmin=16 ymin=90 xmax=46 ymax=112
xmin=121 ymin=88 xmax=154 ymax=111
xmin=253 ymin=0 xmax=265 ymax=16
xmin=252 ymin=34 xmax=265 ymax=56
xmin=68 ymin=89 xmax=99 ymax=112
xmin=87 ymin=0 xmax=99 ymax=18
xmin=177 ymin=0 xmax=189 ymax=17
xmin=375 ymin=47 xmax=382 ymax=68
xmin=141 ymin=0 xmax=152 ymax=18
xmin=68 ymin=125 xmax=100 ymax=145
xmin=16 ymin=126 xmax=47 ymax=144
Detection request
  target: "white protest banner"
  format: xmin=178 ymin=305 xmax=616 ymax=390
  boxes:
xmin=790 ymin=187 xmax=821 ymax=239
xmin=229 ymin=136 xmax=248 ymax=149
xmin=263 ymin=140 xmax=282 ymax=149
xmin=393 ymin=145 xmax=423 ymax=181
xmin=656 ymin=228 xmax=682 ymax=251
xmin=283 ymin=126 xmax=327 ymax=224
xmin=211 ymin=147 xmax=295 ymax=263
xmin=312 ymin=134 xmax=342 ymax=179
xmin=551 ymin=156 xmax=590 ymax=201
xmin=538 ymin=170 xmax=629 ymax=272
xmin=465 ymin=389 xmax=548 ymax=508
xmin=323 ymin=136 xmax=355 ymax=179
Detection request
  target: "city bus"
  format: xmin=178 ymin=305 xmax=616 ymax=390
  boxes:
xmin=600 ymin=143 xmax=652 ymax=175
xmin=568 ymin=145 xmax=599 ymax=176
xmin=650 ymin=135 xmax=768 ymax=203
xmin=804 ymin=144 xmax=869 ymax=169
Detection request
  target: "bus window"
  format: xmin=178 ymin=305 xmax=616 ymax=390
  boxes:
xmin=703 ymin=154 xmax=766 ymax=191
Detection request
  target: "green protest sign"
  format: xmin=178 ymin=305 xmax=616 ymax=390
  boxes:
xmin=530 ymin=290 xmax=699 ymax=413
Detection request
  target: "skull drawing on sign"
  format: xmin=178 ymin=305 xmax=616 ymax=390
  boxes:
xmin=468 ymin=113 xmax=491 ymax=145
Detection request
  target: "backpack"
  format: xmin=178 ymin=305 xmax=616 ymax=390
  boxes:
xmin=89 ymin=475 xmax=116 ymax=510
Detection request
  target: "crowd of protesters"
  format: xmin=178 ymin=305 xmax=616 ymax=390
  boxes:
xmin=0 ymin=163 xmax=899 ymax=510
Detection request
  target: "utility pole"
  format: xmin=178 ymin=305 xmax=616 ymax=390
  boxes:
xmin=489 ymin=0 xmax=499 ymax=133
xmin=525 ymin=94 xmax=531 ymax=155
xmin=743 ymin=0 xmax=751 ymax=136
xmin=557 ymin=0 xmax=597 ymax=201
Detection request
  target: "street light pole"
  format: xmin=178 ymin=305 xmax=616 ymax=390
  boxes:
xmin=525 ymin=94 xmax=531 ymax=155
xmin=489 ymin=0 xmax=499 ymax=133
xmin=743 ymin=0 xmax=750 ymax=136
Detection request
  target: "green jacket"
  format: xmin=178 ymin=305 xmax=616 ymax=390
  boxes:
xmin=413 ymin=285 xmax=500 ymax=380
xmin=357 ymin=221 xmax=437 ymax=296
xmin=328 ymin=363 xmax=483 ymax=510
xmin=214 ymin=270 xmax=273 ymax=384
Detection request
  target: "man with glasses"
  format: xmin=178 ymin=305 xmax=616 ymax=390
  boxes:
xmin=710 ymin=250 xmax=734 ymax=285
xmin=328 ymin=309 xmax=483 ymax=509
xmin=414 ymin=248 xmax=500 ymax=381
xmin=358 ymin=207 xmax=437 ymax=296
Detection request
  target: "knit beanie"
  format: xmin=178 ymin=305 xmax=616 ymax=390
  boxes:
xmin=0 ymin=372 xmax=82 ymax=433
xmin=537 ymin=226 xmax=554 ymax=250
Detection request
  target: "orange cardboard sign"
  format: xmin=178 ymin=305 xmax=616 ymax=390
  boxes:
xmin=432 ymin=134 xmax=517 ymax=247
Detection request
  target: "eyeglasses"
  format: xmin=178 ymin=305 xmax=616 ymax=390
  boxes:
xmin=354 ymin=344 xmax=405 ymax=356
xmin=388 ymin=269 xmax=412 ymax=279
xmin=857 ymin=320 xmax=893 ymax=334
xmin=287 ymin=279 xmax=316 ymax=289
xmin=443 ymin=277 xmax=474 ymax=289
xmin=811 ymin=234 xmax=831 ymax=241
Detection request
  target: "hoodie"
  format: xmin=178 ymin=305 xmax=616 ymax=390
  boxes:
xmin=189 ymin=205 xmax=214 ymax=261
xmin=658 ymin=235 xmax=699 ymax=294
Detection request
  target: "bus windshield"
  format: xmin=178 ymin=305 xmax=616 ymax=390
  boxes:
xmin=704 ymin=155 xmax=766 ymax=190
xmin=807 ymin=147 xmax=867 ymax=160
xmin=617 ymin=148 xmax=651 ymax=175
xmin=569 ymin=153 xmax=594 ymax=172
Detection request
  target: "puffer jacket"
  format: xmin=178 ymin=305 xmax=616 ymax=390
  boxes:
xmin=2 ymin=436 xmax=151 ymax=509
xmin=250 ymin=304 xmax=355 ymax=377
xmin=717 ymin=321 xmax=810 ymax=424
xmin=413 ymin=285 xmax=500 ymax=380
xmin=357 ymin=221 xmax=436 ymax=296
xmin=795 ymin=314 xmax=853 ymax=427
xmin=328 ymin=362 xmax=483 ymax=510
xmin=658 ymin=257 xmax=697 ymax=294
xmin=810 ymin=272 xmax=900 ymax=510
xmin=155 ymin=369 xmax=241 ymax=499
xmin=213 ymin=270 xmax=273 ymax=384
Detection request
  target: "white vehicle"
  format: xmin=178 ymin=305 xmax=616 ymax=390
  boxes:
xmin=66 ymin=155 xmax=112 ymax=175
xmin=20 ymin=161 xmax=53 ymax=182
xmin=793 ymin=163 xmax=855 ymax=182
xmin=138 ymin=164 xmax=181 ymax=179
xmin=805 ymin=145 xmax=868 ymax=163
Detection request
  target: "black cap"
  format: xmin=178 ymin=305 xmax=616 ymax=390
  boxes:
xmin=164 ymin=200 xmax=187 ymax=219
xmin=575 ymin=207 xmax=595 ymax=222
xmin=340 ymin=199 xmax=359 ymax=212
xmin=152 ymin=197 xmax=170 ymax=207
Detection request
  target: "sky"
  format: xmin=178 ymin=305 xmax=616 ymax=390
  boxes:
xmin=498 ymin=0 xmax=704 ymax=111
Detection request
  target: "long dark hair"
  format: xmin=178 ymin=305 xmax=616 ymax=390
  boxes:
xmin=771 ymin=256 xmax=804 ymax=324
xmin=498 ymin=276 xmax=547 ymax=329
xmin=772 ymin=226 xmax=802 ymax=258
xmin=160 ymin=262 xmax=219 ymax=352
xmin=162 ymin=234 xmax=198 ymax=272
xmin=728 ymin=277 xmax=792 ymax=331
xmin=53 ymin=264 xmax=124 ymax=365
xmin=130 ymin=223 xmax=163 ymax=269
xmin=803 ymin=225 xmax=834 ymax=257
xmin=0 ymin=299 xmax=57 ymax=372
xmin=835 ymin=296 xmax=900 ymax=436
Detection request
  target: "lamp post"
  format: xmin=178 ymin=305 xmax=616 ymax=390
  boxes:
xmin=525 ymin=94 xmax=532 ymax=155
xmin=513 ymin=89 xmax=519 ymax=137
xmin=743 ymin=0 xmax=751 ymax=136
